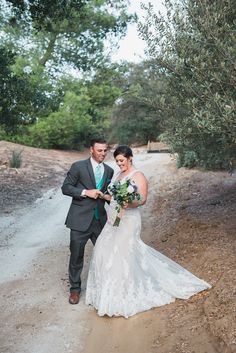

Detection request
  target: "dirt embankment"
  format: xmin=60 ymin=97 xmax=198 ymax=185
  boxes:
xmin=0 ymin=141 xmax=90 ymax=214
xmin=146 ymin=165 xmax=236 ymax=353
xmin=0 ymin=141 xmax=235 ymax=353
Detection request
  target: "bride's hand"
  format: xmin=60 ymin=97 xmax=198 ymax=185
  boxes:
xmin=98 ymin=191 xmax=111 ymax=202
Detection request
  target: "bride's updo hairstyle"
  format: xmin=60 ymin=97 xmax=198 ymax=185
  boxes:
xmin=113 ymin=145 xmax=133 ymax=159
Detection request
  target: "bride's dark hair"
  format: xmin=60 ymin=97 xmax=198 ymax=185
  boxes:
xmin=113 ymin=145 xmax=133 ymax=158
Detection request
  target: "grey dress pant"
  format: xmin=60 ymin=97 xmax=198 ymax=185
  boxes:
xmin=69 ymin=217 xmax=103 ymax=293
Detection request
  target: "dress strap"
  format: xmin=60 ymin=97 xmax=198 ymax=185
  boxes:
xmin=127 ymin=169 xmax=139 ymax=179
xmin=122 ymin=169 xmax=139 ymax=181
xmin=114 ymin=169 xmax=139 ymax=182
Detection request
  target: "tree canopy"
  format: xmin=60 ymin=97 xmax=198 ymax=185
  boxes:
xmin=0 ymin=0 xmax=133 ymax=136
xmin=139 ymin=0 xmax=236 ymax=169
xmin=1 ymin=0 xmax=235 ymax=171
xmin=1 ymin=0 xmax=132 ymax=72
xmin=110 ymin=62 xmax=163 ymax=144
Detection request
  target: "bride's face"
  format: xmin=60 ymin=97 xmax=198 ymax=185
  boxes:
xmin=115 ymin=154 xmax=131 ymax=172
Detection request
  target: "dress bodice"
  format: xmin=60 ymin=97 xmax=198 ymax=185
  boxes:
xmin=114 ymin=169 xmax=139 ymax=183
xmin=107 ymin=169 xmax=140 ymax=220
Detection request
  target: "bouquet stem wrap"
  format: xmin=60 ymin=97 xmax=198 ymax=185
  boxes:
xmin=113 ymin=208 xmax=124 ymax=227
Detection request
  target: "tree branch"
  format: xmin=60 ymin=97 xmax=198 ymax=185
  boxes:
xmin=39 ymin=32 xmax=58 ymax=67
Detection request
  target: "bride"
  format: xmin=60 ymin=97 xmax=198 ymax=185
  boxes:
xmin=85 ymin=145 xmax=211 ymax=318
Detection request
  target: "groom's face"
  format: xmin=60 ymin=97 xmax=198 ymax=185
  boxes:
xmin=90 ymin=143 xmax=108 ymax=163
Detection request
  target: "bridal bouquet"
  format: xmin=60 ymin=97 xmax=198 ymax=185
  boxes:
xmin=108 ymin=178 xmax=141 ymax=226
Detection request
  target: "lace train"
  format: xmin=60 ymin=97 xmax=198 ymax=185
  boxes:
xmin=85 ymin=201 xmax=211 ymax=318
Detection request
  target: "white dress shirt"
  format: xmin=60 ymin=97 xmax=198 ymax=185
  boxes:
xmin=81 ymin=157 xmax=104 ymax=196
xmin=90 ymin=157 xmax=105 ymax=177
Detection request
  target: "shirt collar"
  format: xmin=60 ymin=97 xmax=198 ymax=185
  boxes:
xmin=90 ymin=157 xmax=103 ymax=169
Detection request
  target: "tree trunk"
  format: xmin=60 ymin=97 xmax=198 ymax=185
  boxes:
xmin=39 ymin=32 xmax=58 ymax=67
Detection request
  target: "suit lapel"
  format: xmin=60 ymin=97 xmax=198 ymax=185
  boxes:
xmin=86 ymin=159 xmax=96 ymax=188
xmin=101 ymin=164 xmax=109 ymax=190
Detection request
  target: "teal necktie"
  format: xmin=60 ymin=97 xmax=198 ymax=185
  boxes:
xmin=94 ymin=164 xmax=103 ymax=220
xmin=95 ymin=164 xmax=102 ymax=188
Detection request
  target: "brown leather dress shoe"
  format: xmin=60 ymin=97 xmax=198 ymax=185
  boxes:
xmin=69 ymin=292 xmax=80 ymax=304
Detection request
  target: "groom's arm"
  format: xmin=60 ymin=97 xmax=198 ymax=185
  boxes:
xmin=61 ymin=162 xmax=85 ymax=200
xmin=61 ymin=161 xmax=101 ymax=200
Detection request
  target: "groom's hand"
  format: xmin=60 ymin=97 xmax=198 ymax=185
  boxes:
xmin=84 ymin=189 xmax=101 ymax=199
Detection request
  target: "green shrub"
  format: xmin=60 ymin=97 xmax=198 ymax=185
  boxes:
xmin=0 ymin=124 xmax=6 ymax=140
xmin=9 ymin=150 xmax=23 ymax=168
xmin=28 ymin=92 xmax=94 ymax=149
xmin=177 ymin=151 xmax=198 ymax=169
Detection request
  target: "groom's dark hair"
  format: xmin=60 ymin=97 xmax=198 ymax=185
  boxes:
xmin=90 ymin=137 xmax=107 ymax=147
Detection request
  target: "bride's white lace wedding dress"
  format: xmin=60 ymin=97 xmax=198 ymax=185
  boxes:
xmin=86 ymin=170 xmax=211 ymax=318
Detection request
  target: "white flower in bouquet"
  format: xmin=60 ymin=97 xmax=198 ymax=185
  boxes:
xmin=108 ymin=178 xmax=141 ymax=226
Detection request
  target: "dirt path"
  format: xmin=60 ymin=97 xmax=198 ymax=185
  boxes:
xmin=0 ymin=142 xmax=235 ymax=353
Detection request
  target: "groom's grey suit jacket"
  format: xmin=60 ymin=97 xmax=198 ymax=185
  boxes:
xmin=61 ymin=158 xmax=114 ymax=232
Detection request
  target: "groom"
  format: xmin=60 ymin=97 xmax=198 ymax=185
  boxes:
xmin=61 ymin=138 xmax=114 ymax=304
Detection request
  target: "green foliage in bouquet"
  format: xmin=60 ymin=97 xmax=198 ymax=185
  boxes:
xmin=108 ymin=178 xmax=141 ymax=226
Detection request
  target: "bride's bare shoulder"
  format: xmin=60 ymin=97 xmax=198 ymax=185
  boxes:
xmin=132 ymin=171 xmax=147 ymax=183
